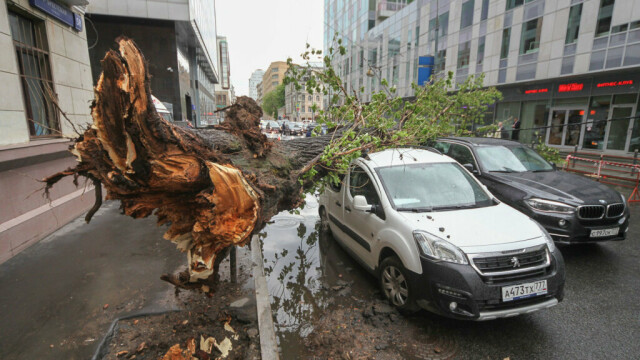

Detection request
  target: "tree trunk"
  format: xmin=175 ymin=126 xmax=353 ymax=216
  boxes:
xmin=43 ymin=38 xmax=330 ymax=290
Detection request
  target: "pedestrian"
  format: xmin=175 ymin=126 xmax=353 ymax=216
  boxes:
xmin=494 ymin=121 xmax=508 ymax=139
xmin=511 ymin=117 xmax=521 ymax=141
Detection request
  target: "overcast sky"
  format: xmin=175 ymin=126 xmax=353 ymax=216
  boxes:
xmin=215 ymin=0 xmax=324 ymax=96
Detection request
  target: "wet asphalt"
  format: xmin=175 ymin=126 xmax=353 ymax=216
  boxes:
xmin=0 ymin=202 xmax=185 ymax=360
xmin=261 ymin=196 xmax=640 ymax=359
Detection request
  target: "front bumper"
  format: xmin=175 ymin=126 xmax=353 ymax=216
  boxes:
xmin=408 ymin=249 xmax=565 ymax=320
xmin=528 ymin=209 xmax=629 ymax=244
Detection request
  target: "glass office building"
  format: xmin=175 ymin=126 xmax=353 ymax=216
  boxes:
xmin=325 ymin=0 xmax=640 ymax=154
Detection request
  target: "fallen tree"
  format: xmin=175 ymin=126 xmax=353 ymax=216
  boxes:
xmin=44 ymin=38 xmax=332 ymax=290
xmin=44 ymin=37 xmax=501 ymax=290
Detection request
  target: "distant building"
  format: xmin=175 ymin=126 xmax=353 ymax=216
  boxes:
xmin=256 ymin=80 xmax=264 ymax=105
xmin=285 ymin=65 xmax=325 ymax=122
xmin=261 ymin=61 xmax=289 ymax=103
xmin=0 ymin=0 xmax=96 ymax=263
xmin=214 ymin=35 xmax=233 ymax=124
xmin=248 ymin=69 xmax=265 ymax=101
xmin=86 ymin=0 xmax=219 ymax=128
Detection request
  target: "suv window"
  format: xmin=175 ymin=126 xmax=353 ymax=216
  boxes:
xmin=433 ymin=141 xmax=451 ymax=154
xmin=349 ymin=166 xmax=381 ymax=205
xmin=448 ymin=144 xmax=476 ymax=168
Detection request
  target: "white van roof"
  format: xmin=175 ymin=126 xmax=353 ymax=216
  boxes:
xmin=151 ymin=95 xmax=169 ymax=113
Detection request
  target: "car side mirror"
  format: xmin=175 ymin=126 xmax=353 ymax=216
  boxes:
xmin=353 ymin=195 xmax=373 ymax=212
xmin=463 ymin=163 xmax=478 ymax=174
xmin=549 ymin=161 xmax=557 ymax=170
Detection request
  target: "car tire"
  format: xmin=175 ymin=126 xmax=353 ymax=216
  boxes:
xmin=319 ymin=206 xmax=331 ymax=234
xmin=379 ymin=256 xmax=419 ymax=313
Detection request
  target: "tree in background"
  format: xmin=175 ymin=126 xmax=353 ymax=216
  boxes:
xmin=261 ymin=84 xmax=285 ymax=118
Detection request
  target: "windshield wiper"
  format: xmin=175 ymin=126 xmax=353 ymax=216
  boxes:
xmin=397 ymin=207 xmax=433 ymax=212
xmin=432 ymin=204 xmax=478 ymax=211
xmin=531 ymin=169 xmax=553 ymax=172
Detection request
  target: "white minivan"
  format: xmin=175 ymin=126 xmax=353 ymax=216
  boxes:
xmin=318 ymin=148 xmax=565 ymax=320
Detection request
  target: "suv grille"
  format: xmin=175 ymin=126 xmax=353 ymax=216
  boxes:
xmin=473 ymin=247 xmax=547 ymax=273
xmin=578 ymin=205 xmax=605 ymax=219
xmin=607 ymin=203 xmax=624 ymax=218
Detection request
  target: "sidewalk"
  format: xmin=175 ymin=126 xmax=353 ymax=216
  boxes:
xmin=0 ymin=201 xmax=186 ymax=359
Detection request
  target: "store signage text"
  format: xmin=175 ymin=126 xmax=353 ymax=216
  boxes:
xmin=29 ymin=0 xmax=82 ymax=31
xmin=596 ymin=80 xmax=633 ymax=88
xmin=525 ymin=88 xmax=549 ymax=94
xmin=558 ymin=83 xmax=584 ymax=92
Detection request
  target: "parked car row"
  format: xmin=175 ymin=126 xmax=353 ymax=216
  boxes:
xmin=260 ymin=120 xmax=327 ymax=137
xmin=318 ymin=138 xmax=628 ymax=321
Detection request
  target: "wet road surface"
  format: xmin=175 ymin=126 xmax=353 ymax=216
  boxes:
xmin=0 ymin=202 xmax=185 ymax=360
xmin=261 ymin=195 xmax=640 ymax=359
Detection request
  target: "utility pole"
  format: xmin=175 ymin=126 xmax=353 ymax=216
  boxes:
xmin=434 ymin=0 xmax=439 ymax=74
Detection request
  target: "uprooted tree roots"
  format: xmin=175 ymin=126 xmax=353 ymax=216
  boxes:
xmin=44 ymin=37 xmax=331 ymax=291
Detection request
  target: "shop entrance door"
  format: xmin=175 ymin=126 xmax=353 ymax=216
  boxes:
xmin=604 ymin=106 xmax=635 ymax=152
xmin=546 ymin=108 xmax=586 ymax=147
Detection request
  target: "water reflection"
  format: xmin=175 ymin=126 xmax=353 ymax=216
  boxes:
xmin=260 ymin=195 xmax=370 ymax=357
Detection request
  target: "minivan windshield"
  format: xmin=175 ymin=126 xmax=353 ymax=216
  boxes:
xmin=475 ymin=146 xmax=554 ymax=172
xmin=376 ymin=163 xmax=493 ymax=212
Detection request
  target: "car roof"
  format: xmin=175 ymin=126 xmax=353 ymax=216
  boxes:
xmin=362 ymin=148 xmax=454 ymax=169
xmin=438 ymin=136 xmax=522 ymax=147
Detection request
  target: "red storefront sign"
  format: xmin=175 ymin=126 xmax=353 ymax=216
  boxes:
xmin=558 ymin=83 xmax=584 ymax=92
xmin=525 ymin=88 xmax=549 ymax=94
xmin=596 ymin=80 xmax=633 ymax=88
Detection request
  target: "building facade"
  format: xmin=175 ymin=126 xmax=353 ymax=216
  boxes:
xmin=325 ymin=0 xmax=640 ymax=154
xmin=248 ymin=68 xmax=264 ymax=101
xmin=86 ymin=0 xmax=219 ymax=127
xmin=284 ymin=65 xmax=326 ymax=122
xmin=214 ymin=35 xmax=233 ymax=123
xmin=261 ymin=61 xmax=289 ymax=102
xmin=0 ymin=0 xmax=96 ymax=263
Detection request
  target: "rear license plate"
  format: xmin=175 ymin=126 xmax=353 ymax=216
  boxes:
xmin=590 ymin=227 xmax=619 ymax=238
xmin=502 ymin=280 xmax=547 ymax=302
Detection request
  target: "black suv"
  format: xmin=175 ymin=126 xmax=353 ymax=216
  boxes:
xmin=433 ymin=137 xmax=629 ymax=244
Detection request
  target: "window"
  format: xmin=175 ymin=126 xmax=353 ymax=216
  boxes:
xmin=272 ymin=81 xmax=278 ymax=86
xmin=308 ymin=95 xmax=312 ymax=101
xmin=457 ymin=41 xmax=471 ymax=69
xmin=506 ymin=0 xmax=523 ymax=11
xmin=477 ymin=36 xmax=486 ymax=65
xmin=435 ymin=49 xmax=447 ymax=73
xmin=500 ymin=28 xmax=511 ymax=59
xmin=448 ymin=144 xmax=477 ymax=168
xmin=9 ymin=11 xmax=59 ymax=137
xmin=481 ymin=0 xmax=490 ymax=21
xmin=520 ymin=18 xmax=542 ymax=54
xmin=316 ymin=96 xmax=320 ymax=101
xmin=565 ymin=4 xmax=582 ymax=44
xmin=272 ymin=67 xmax=279 ymax=72
xmin=460 ymin=0 xmax=474 ymax=29
xmin=272 ymin=74 xmax=278 ymax=79
xmin=595 ymin=0 xmax=615 ymax=37
xmin=349 ymin=166 xmax=381 ymax=206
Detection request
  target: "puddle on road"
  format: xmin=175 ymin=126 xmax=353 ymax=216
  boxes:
xmin=259 ymin=194 xmax=374 ymax=358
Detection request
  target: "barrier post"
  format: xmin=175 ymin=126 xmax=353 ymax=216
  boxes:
xmin=596 ymin=154 xmax=603 ymax=180
xmin=573 ymin=145 xmax=578 ymax=167
xmin=632 ymin=149 xmax=638 ymax=176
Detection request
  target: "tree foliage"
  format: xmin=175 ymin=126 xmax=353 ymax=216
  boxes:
xmin=262 ymin=83 xmax=286 ymax=118
xmin=285 ymin=38 xmax=503 ymax=190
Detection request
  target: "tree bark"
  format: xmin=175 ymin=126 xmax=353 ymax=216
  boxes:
xmin=43 ymin=38 xmax=330 ymax=290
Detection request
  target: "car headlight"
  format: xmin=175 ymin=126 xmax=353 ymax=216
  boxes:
xmin=413 ymin=231 xmax=468 ymax=264
xmin=524 ymin=198 xmax=575 ymax=214
xmin=533 ymin=221 xmax=556 ymax=252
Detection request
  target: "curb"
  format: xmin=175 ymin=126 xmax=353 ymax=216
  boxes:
xmin=250 ymin=235 xmax=280 ymax=360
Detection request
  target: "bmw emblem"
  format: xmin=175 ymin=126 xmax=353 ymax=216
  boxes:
xmin=599 ymin=199 xmax=607 ymax=204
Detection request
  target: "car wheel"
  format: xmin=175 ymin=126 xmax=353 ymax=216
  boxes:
xmin=379 ymin=256 xmax=419 ymax=313
xmin=319 ymin=206 xmax=331 ymax=233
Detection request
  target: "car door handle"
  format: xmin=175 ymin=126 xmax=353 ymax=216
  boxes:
xmin=335 ymin=201 xmax=341 ymax=207
xmin=345 ymin=206 xmax=351 ymax=212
